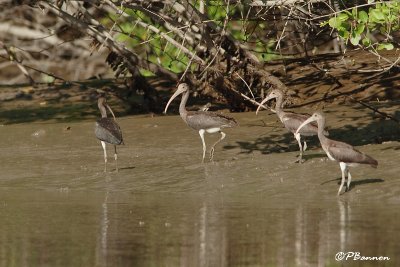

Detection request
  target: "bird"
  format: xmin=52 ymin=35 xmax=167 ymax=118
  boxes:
xmin=94 ymin=96 xmax=124 ymax=172
xmin=295 ymin=111 xmax=378 ymax=195
xmin=164 ymin=83 xmax=238 ymax=163
xmin=256 ymin=89 xmax=327 ymax=163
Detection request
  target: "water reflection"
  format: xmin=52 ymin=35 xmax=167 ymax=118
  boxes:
xmin=95 ymin=190 xmax=109 ymax=267
xmin=0 ymin=188 xmax=399 ymax=267
xmin=338 ymin=199 xmax=350 ymax=254
xmin=0 ymin=113 xmax=398 ymax=266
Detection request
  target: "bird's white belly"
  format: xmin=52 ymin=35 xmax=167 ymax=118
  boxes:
xmin=347 ymin=163 xmax=359 ymax=167
xmin=206 ymin=127 xmax=221 ymax=133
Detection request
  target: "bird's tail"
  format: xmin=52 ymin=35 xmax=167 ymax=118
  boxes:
xmin=229 ymin=117 xmax=239 ymax=127
xmin=366 ymin=155 xmax=378 ymax=168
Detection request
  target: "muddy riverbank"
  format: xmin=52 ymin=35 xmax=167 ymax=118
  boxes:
xmin=0 ymin=101 xmax=399 ymax=266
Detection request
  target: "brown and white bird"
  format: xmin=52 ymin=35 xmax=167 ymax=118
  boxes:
xmin=95 ymin=96 xmax=124 ymax=172
xmin=256 ymin=89 xmax=327 ymax=162
xmin=296 ymin=112 xmax=378 ymax=195
xmin=164 ymin=83 xmax=238 ymax=163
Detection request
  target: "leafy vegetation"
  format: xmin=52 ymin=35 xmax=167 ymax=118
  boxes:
xmin=1 ymin=0 xmax=399 ymax=112
xmin=106 ymin=2 xmax=277 ymax=76
xmin=325 ymin=1 xmax=400 ymax=50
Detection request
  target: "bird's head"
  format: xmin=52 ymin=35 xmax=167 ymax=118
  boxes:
xmin=98 ymin=96 xmax=116 ymax=120
xmin=311 ymin=111 xmax=324 ymax=120
xmin=255 ymin=89 xmax=283 ymax=115
xmin=295 ymin=111 xmax=325 ymax=135
xmin=98 ymin=96 xmax=106 ymax=105
xmin=176 ymin=83 xmax=189 ymax=93
xmin=164 ymin=83 xmax=190 ymax=114
xmin=266 ymin=89 xmax=283 ymax=100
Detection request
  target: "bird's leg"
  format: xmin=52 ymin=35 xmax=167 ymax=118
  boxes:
xmin=338 ymin=162 xmax=347 ymax=195
xmin=101 ymin=141 xmax=107 ymax=172
xmin=114 ymin=145 xmax=118 ymax=172
xmin=199 ymin=129 xmax=206 ymax=163
xmin=346 ymin=170 xmax=352 ymax=192
xmin=294 ymin=133 xmax=304 ymax=163
xmin=210 ymin=131 xmax=226 ymax=161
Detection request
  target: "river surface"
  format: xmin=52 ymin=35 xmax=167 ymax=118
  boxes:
xmin=0 ymin=103 xmax=399 ymax=267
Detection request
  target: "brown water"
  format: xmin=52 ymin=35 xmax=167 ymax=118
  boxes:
xmin=0 ymin=104 xmax=399 ymax=267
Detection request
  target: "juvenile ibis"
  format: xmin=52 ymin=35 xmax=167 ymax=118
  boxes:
xmin=164 ymin=83 xmax=238 ymax=163
xmin=296 ymin=112 xmax=378 ymax=195
xmin=256 ymin=89 xmax=327 ymax=162
xmin=95 ymin=96 xmax=124 ymax=172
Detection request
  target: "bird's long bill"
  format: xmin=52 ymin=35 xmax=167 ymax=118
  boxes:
xmin=255 ymin=95 xmax=273 ymax=115
xmin=163 ymin=86 xmax=185 ymax=114
xmin=295 ymin=116 xmax=317 ymax=135
xmin=106 ymin=104 xmax=117 ymax=120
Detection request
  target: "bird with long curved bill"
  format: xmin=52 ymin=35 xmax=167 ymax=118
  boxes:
xmin=295 ymin=111 xmax=378 ymax=195
xmin=256 ymin=89 xmax=327 ymax=163
xmin=164 ymin=83 xmax=238 ymax=163
xmin=95 ymin=96 xmax=124 ymax=172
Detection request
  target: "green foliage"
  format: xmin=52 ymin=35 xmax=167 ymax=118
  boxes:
xmin=323 ymin=1 xmax=400 ymax=50
xmin=207 ymin=1 xmax=229 ymax=21
xmin=103 ymin=1 xmax=276 ymax=76
xmin=104 ymin=10 xmax=192 ymax=76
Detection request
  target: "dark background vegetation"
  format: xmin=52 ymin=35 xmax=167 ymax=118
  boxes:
xmin=0 ymin=0 xmax=399 ymax=123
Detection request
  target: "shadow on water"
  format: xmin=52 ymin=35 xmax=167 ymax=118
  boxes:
xmin=0 ymin=103 xmax=98 ymax=124
xmin=321 ymin=176 xmax=385 ymax=193
xmin=348 ymin=178 xmax=385 ymax=191
xmin=225 ymin=128 xmax=322 ymax=155
xmin=119 ymin=166 xmax=136 ymax=171
xmin=0 ymin=79 xmax=137 ymax=124
xmin=226 ymin=107 xmax=400 ymax=155
xmin=326 ymin=108 xmax=400 ymax=146
xmin=302 ymin=152 xmax=326 ymax=161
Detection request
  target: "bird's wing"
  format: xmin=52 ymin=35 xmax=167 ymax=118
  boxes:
xmin=186 ymin=111 xmax=238 ymax=130
xmin=282 ymin=112 xmax=318 ymax=134
xmin=283 ymin=112 xmax=329 ymax=135
xmin=284 ymin=112 xmax=311 ymax=121
xmin=95 ymin=118 xmax=123 ymax=145
xmin=327 ymin=140 xmax=377 ymax=166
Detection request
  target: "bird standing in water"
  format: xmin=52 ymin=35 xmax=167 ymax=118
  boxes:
xmin=256 ymin=89 xmax=327 ymax=163
xmin=95 ymin=96 xmax=124 ymax=172
xmin=164 ymin=83 xmax=238 ymax=163
xmin=296 ymin=112 xmax=378 ymax=195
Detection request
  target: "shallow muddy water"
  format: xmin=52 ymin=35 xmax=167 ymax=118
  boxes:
xmin=0 ymin=103 xmax=399 ymax=267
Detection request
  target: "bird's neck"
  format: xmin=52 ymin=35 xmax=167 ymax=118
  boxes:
xmin=317 ymin=118 xmax=327 ymax=142
xmin=179 ymin=90 xmax=189 ymax=119
xmin=275 ymin=95 xmax=283 ymax=113
xmin=275 ymin=96 xmax=284 ymax=119
xmin=99 ymin=104 xmax=107 ymax=118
